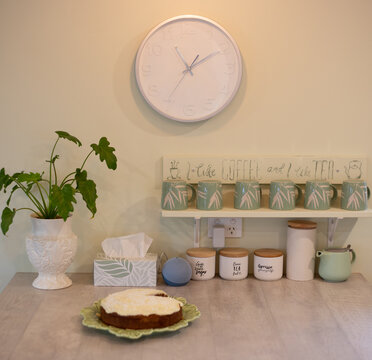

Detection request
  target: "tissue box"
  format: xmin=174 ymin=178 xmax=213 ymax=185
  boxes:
xmin=94 ymin=253 xmax=157 ymax=286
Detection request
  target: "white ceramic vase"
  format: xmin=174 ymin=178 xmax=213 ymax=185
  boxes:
xmin=25 ymin=216 xmax=77 ymax=290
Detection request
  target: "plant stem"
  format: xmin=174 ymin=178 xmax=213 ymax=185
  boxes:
xmin=60 ymin=171 xmax=76 ymax=187
xmin=16 ymin=207 xmax=42 ymax=217
xmin=59 ymin=150 xmax=94 ymax=187
xmin=80 ymin=149 xmax=94 ymax=171
xmin=36 ymin=183 xmax=47 ymax=212
xmin=49 ymin=136 xmax=60 ymax=195
xmin=38 ymin=181 xmax=49 ymax=197
xmin=53 ymin=162 xmax=58 ymax=185
xmin=13 ymin=179 xmax=46 ymax=217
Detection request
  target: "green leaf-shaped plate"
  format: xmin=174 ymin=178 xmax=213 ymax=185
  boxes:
xmin=80 ymin=297 xmax=200 ymax=340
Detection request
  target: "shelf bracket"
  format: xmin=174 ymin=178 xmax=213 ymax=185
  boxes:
xmin=327 ymin=217 xmax=342 ymax=248
xmin=194 ymin=217 xmax=201 ymax=248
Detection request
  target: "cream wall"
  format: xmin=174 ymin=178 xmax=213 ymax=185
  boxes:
xmin=1 ymin=0 xmax=372 ymax=291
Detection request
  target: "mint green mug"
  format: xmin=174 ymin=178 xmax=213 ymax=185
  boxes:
xmin=269 ymin=180 xmax=302 ymax=210
xmin=161 ymin=180 xmax=196 ymax=210
xmin=316 ymin=245 xmax=356 ymax=282
xmin=341 ymin=180 xmax=370 ymax=211
xmin=197 ymin=180 xmax=223 ymax=210
xmin=304 ymin=180 xmax=338 ymax=210
xmin=234 ymin=180 xmax=261 ymax=210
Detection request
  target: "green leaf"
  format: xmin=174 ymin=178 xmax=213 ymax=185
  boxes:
xmin=56 ymin=131 xmax=82 ymax=147
xmin=1 ymin=207 xmax=16 ymax=235
xmin=75 ymin=169 xmax=97 ymax=216
xmin=17 ymin=172 xmax=42 ymax=183
xmin=50 ymin=184 xmax=76 ymax=220
xmin=91 ymin=137 xmax=117 ymax=170
xmin=0 ymin=168 xmax=11 ymax=192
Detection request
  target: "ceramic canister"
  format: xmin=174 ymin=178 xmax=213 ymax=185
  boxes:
xmin=219 ymin=247 xmax=249 ymax=280
xmin=186 ymin=247 xmax=216 ymax=280
xmin=286 ymin=220 xmax=317 ymax=281
xmin=254 ymin=249 xmax=283 ymax=281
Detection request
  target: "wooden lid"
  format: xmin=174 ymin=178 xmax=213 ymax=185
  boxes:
xmin=219 ymin=247 xmax=249 ymax=258
xmin=186 ymin=247 xmax=216 ymax=258
xmin=254 ymin=248 xmax=283 ymax=258
xmin=288 ymin=220 xmax=317 ymax=229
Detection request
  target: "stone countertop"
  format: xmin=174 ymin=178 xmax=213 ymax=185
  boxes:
xmin=1 ymin=273 xmax=372 ymax=360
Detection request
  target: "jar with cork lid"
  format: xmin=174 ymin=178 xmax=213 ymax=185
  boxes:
xmin=254 ymin=248 xmax=284 ymax=281
xmin=219 ymin=247 xmax=249 ymax=280
xmin=286 ymin=220 xmax=317 ymax=281
xmin=186 ymin=247 xmax=216 ymax=280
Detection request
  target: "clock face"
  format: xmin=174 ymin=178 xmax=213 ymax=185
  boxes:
xmin=135 ymin=15 xmax=242 ymax=122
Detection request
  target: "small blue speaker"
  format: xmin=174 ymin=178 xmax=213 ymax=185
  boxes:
xmin=162 ymin=257 xmax=192 ymax=286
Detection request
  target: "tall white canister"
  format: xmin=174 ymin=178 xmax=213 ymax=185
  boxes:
xmin=286 ymin=220 xmax=317 ymax=281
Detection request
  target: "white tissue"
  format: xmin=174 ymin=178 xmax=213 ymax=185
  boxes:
xmin=102 ymin=233 xmax=153 ymax=258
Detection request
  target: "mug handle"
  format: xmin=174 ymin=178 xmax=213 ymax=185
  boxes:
xmin=367 ymin=186 xmax=370 ymax=200
xmin=316 ymin=251 xmax=324 ymax=258
xmin=294 ymin=184 xmax=302 ymax=205
xmin=350 ymin=249 xmax=356 ymax=264
xmin=330 ymin=184 xmax=338 ymax=202
xmin=187 ymin=184 xmax=196 ymax=203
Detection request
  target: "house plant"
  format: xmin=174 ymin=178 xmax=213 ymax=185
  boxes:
xmin=0 ymin=131 xmax=117 ymax=289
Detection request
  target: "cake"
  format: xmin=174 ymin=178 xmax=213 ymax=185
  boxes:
xmin=100 ymin=288 xmax=183 ymax=330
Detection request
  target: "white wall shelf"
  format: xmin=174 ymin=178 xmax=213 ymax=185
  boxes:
xmin=162 ymin=207 xmax=372 ymax=219
xmin=161 ymin=207 xmax=372 ymax=248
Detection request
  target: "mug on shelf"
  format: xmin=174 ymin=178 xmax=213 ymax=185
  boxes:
xmin=234 ymin=180 xmax=261 ymax=210
xmin=269 ymin=180 xmax=302 ymax=210
xmin=161 ymin=180 xmax=196 ymax=210
xmin=304 ymin=180 xmax=338 ymax=210
xmin=341 ymin=180 xmax=370 ymax=211
xmin=196 ymin=180 xmax=223 ymax=210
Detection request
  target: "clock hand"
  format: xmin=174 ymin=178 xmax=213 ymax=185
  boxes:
xmin=189 ymin=54 xmax=199 ymax=68
xmin=183 ymin=50 xmax=220 ymax=74
xmin=175 ymin=46 xmax=194 ymax=76
xmin=168 ymin=54 xmax=199 ymax=100
xmin=168 ymin=72 xmax=187 ymax=99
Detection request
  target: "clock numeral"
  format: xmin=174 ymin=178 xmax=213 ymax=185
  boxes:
xmin=182 ymin=23 xmax=197 ymax=35
xmin=203 ymin=97 xmax=216 ymax=111
xmin=220 ymin=84 xmax=229 ymax=94
xmin=148 ymin=84 xmax=159 ymax=97
xmin=225 ymin=63 xmax=235 ymax=75
xmin=141 ymin=64 xmax=152 ymax=76
xmin=146 ymin=44 xmax=162 ymax=56
xmin=163 ymin=98 xmax=175 ymax=110
xmin=162 ymin=28 xmax=175 ymax=40
xmin=204 ymin=28 xmax=214 ymax=40
xmin=183 ymin=104 xmax=196 ymax=116
xmin=218 ymin=41 xmax=230 ymax=54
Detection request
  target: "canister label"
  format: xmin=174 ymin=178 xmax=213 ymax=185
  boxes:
xmin=195 ymin=261 xmax=207 ymax=277
xmin=257 ymin=263 xmax=274 ymax=273
xmin=233 ymin=261 xmax=241 ymax=276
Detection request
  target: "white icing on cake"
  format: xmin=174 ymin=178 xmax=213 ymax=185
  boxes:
xmin=101 ymin=288 xmax=183 ymax=316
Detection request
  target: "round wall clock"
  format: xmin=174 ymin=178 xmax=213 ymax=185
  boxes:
xmin=135 ymin=15 xmax=242 ymax=122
